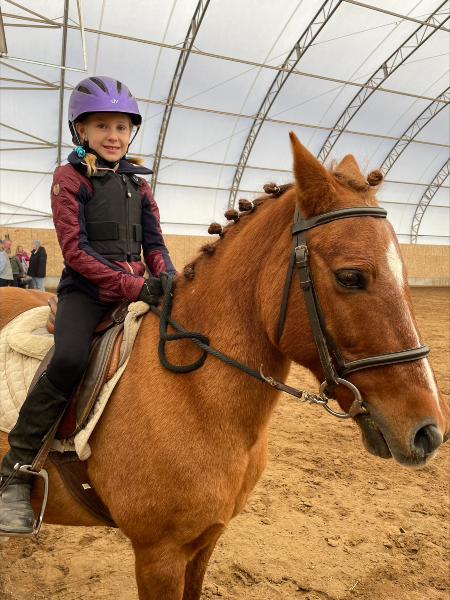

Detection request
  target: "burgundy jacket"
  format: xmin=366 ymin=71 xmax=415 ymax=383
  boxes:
xmin=51 ymin=152 xmax=176 ymax=303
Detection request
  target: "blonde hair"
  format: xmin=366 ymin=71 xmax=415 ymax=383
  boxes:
xmin=83 ymin=153 xmax=145 ymax=177
xmin=84 ymin=153 xmax=98 ymax=177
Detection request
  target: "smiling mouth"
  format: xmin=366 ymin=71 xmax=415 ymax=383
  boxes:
xmin=103 ymin=146 xmax=120 ymax=152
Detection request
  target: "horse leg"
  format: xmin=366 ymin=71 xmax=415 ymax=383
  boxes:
xmin=133 ymin=543 xmax=187 ymax=600
xmin=182 ymin=539 xmax=218 ymax=600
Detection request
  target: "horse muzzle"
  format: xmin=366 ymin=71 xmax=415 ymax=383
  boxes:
xmin=356 ymin=408 xmax=446 ymax=467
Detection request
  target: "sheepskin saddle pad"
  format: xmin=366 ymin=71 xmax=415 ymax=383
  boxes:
xmin=0 ymin=301 xmax=149 ymax=460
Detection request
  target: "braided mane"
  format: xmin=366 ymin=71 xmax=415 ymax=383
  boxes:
xmin=182 ymin=164 xmax=383 ymax=280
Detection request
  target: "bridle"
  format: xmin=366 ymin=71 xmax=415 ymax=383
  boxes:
xmin=150 ymin=204 xmax=430 ymax=421
xmin=277 ymin=205 xmax=430 ymax=418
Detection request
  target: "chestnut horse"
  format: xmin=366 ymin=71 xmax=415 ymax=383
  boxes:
xmin=1 ymin=133 xmax=448 ymax=599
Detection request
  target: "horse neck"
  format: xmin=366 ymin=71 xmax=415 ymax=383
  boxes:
xmin=159 ymin=194 xmax=296 ymax=439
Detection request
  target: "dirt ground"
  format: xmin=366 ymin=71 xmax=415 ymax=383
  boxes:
xmin=1 ymin=287 xmax=449 ymax=600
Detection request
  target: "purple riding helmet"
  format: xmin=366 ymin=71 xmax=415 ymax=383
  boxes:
xmin=68 ymin=76 xmax=142 ymax=146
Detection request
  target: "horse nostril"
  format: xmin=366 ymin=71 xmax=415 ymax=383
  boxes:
xmin=412 ymin=424 xmax=443 ymax=458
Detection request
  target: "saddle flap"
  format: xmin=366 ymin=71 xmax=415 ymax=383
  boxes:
xmin=56 ymin=323 xmax=125 ymax=440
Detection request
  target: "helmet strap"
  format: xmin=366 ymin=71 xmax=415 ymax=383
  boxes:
xmin=127 ymin=126 xmax=140 ymax=152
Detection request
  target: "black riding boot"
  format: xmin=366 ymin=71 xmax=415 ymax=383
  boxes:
xmin=0 ymin=373 xmax=71 ymax=534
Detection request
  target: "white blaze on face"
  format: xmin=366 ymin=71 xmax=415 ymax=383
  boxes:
xmin=386 ymin=241 xmax=441 ymax=410
xmin=387 ymin=241 xmax=405 ymax=289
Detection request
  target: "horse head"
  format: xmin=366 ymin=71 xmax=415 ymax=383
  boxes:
xmin=269 ymin=132 xmax=449 ymax=467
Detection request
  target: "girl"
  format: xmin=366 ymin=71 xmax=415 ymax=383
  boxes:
xmin=0 ymin=76 xmax=177 ymax=534
xmin=15 ymin=245 xmax=30 ymax=273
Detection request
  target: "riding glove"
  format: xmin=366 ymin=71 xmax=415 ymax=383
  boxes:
xmin=137 ymin=277 xmax=164 ymax=306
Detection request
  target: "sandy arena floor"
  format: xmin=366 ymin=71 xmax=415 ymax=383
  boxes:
xmin=1 ymin=287 xmax=449 ymax=600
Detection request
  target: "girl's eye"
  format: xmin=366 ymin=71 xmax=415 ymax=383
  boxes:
xmin=97 ymin=124 xmax=106 ymax=129
xmin=335 ymin=270 xmax=366 ymax=289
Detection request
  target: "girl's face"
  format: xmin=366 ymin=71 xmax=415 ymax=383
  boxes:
xmin=76 ymin=113 xmax=133 ymax=163
xmin=17 ymin=246 xmax=23 ymax=253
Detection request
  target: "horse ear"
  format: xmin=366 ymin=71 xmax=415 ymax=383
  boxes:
xmin=289 ymin=131 xmax=335 ymax=216
xmin=334 ymin=154 xmax=367 ymax=188
xmin=335 ymin=154 xmax=361 ymax=175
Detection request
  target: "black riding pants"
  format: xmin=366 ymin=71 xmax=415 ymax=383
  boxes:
xmin=46 ymin=287 xmax=112 ymax=394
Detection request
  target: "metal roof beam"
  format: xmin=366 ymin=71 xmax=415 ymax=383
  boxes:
xmin=132 ymin=97 xmax=450 ymax=148
xmin=380 ymin=86 xmax=450 ymax=175
xmin=344 ymin=0 xmax=450 ymax=32
xmin=1 ymin=164 xmax=449 ymax=192
xmin=3 ymin=0 xmax=61 ymax=28
xmin=151 ymin=0 xmax=210 ymax=193
xmin=0 ymin=60 xmax=59 ymax=87
xmin=0 ymin=9 xmax=8 ymax=54
xmin=410 ymin=159 xmax=450 ymax=242
xmin=1 ymin=12 xmax=53 ymax=24
xmin=46 ymin=24 xmax=448 ymax=104
xmin=0 ymin=200 xmax=52 ymax=215
xmin=0 ymin=216 xmax=52 ymax=227
xmin=317 ymin=2 xmax=449 ymax=164
xmin=228 ymin=0 xmax=342 ymax=208
xmin=0 ymin=122 xmax=56 ymax=145
xmin=57 ymin=0 xmax=69 ymax=166
xmin=1 ymin=0 xmax=87 ymax=73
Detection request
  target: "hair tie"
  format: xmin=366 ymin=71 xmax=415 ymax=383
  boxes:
xmin=125 ymin=154 xmax=131 ymax=159
xmin=74 ymin=146 xmax=86 ymax=158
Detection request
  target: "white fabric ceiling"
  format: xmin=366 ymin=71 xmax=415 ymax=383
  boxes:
xmin=1 ymin=0 xmax=449 ymax=243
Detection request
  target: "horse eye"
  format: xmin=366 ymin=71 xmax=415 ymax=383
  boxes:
xmin=336 ymin=270 xmax=365 ymax=289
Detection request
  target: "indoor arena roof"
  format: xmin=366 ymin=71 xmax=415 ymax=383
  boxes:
xmin=1 ymin=0 xmax=449 ymax=243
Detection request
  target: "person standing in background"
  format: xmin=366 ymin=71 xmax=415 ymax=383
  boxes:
xmin=15 ymin=245 xmax=33 ymax=288
xmin=6 ymin=248 xmax=25 ymax=286
xmin=28 ymin=240 xmax=47 ymax=291
xmin=16 ymin=246 xmax=30 ymax=271
xmin=0 ymin=243 xmax=14 ymax=286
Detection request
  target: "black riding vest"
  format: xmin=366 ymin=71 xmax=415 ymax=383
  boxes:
xmin=85 ymin=170 xmax=143 ymax=262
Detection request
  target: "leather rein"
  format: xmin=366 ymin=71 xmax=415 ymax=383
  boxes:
xmin=152 ymin=205 xmax=429 ymax=420
xmin=276 ymin=205 xmax=430 ymax=418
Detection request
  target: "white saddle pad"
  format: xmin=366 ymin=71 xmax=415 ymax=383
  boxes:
xmin=0 ymin=301 xmax=149 ymax=460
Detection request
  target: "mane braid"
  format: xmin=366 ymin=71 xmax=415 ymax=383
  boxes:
xmin=183 ymin=184 xmax=293 ymax=280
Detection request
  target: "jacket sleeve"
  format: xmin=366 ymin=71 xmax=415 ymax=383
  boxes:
xmin=139 ymin=179 xmax=177 ymax=277
xmin=39 ymin=248 xmax=47 ymax=278
xmin=51 ymin=165 xmax=145 ymax=301
xmin=16 ymin=257 xmax=24 ymax=276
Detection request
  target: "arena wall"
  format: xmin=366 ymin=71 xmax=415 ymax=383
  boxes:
xmin=1 ymin=227 xmax=448 ymax=286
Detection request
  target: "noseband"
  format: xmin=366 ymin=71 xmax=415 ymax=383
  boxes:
xmin=277 ymin=205 xmax=430 ymax=418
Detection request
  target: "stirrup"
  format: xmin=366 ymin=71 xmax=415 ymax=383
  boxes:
xmin=0 ymin=464 xmax=49 ymax=539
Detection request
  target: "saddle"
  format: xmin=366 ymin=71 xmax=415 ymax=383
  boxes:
xmin=34 ymin=295 xmax=130 ymax=441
